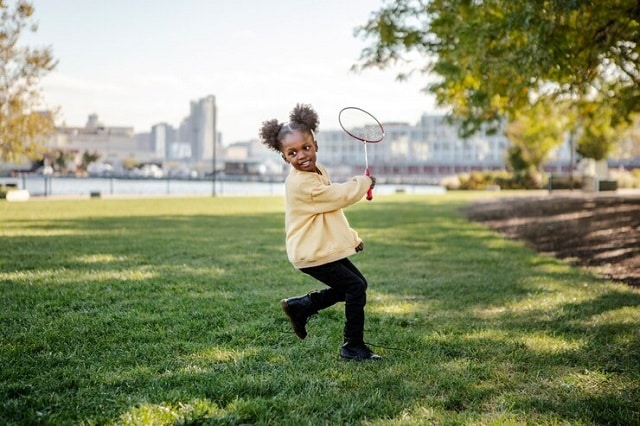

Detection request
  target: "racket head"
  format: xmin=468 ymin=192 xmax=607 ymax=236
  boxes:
xmin=338 ymin=107 xmax=385 ymax=143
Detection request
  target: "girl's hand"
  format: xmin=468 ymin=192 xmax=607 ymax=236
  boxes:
xmin=369 ymin=175 xmax=376 ymax=189
xmin=355 ymin=242 xmax=364 ymax=252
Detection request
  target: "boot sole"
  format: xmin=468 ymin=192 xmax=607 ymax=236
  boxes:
xmin=340 ymin=354 xmax=383 ymax=361
xmin=280 ymin=299 xmax=307 ymax=340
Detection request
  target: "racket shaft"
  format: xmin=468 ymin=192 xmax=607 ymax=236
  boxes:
xmin=364 ymin=142 xmax=372 ymax=200
xmin=364 ymin=142 xmax=369 ymax=170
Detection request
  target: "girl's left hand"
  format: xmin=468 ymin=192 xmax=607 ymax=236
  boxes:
xmin=355 ymin=242 xmax=364 ymax=252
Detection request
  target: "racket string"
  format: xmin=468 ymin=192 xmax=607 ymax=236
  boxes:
xmin=338 ymin=107 xmax=385 ymax=143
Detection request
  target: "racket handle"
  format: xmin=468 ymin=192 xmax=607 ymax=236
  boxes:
xmin=365 ymin=168 xmax=373 ymax=201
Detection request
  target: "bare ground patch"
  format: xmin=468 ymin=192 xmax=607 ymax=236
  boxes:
xmin=462 ymin=191 xmax=640 ymax=287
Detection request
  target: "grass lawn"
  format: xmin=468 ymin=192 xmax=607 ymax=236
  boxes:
xmin=1 ymin=193 xmax=639 ymax=425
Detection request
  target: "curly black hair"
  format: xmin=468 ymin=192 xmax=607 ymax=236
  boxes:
xmin=259 ymin=103 xmax=320 ymax=153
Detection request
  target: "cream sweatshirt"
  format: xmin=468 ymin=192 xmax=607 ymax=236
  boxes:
xmin=284 ymin=163 xmax=372 ymax=269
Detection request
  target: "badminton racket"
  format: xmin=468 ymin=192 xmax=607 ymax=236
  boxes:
xmin=338 ymin=106 xmax=385 ymax=200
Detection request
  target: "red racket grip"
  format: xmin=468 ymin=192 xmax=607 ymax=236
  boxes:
xmin=365 ymin=168 xmax=373 ymax=201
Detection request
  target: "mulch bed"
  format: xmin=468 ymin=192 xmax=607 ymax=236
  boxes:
xmin=462 ymin=191 xmax=640 ymax=287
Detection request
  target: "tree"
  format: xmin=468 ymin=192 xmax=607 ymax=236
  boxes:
xmin=505 ymin=103 xmax=565 ymax=174
xmin=504 ymin=102 xmax=566 ymax=188
xmin=0 ymin=0 xmax=57 ymax=163
xmin=80 ymin=150 xmax=100 ymax=171
xmin=575 ymin=101 xmax=630 ymax=161
xmin=354 ymin=0 xmax=640 ymax=143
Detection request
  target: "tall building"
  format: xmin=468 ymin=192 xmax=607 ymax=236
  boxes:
xmin=184 ymin=95 xmax=217 ymax=161
xmin=151 ymin=122 xmax=178 ymax=160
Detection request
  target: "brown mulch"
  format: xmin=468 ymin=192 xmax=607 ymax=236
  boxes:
xmin=462 ymin=191 xmax=640 ymax=287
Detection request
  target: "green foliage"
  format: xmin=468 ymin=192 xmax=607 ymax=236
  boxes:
xmin=355 ymin=0 xmax=639 ymax=151
xmin=510 ymin=168 xmax=545 ymax=189
xmin=506 ymin=145 xmax=534 ymax=172
xmin=505 ymin=103 xmax=566 ymax=172
xmin=79 ymin=150 xmax=101 ymax=171
xmin=457 ymin=171 xmax=489 ymax=190
xmin=0 ymin=1 xmax=57 ymax=163
xmin=576 ymin=102 xmax=630 ymax=161
xmin=0 ymin=182 xmax=18 ymax=198
xmin=610 ymin=167 xmax=640 ymax=188
xmin=48 ymin=149 xmax=75 ymax=173
xmin=449 ymin=169 xmax=543 ymax=190
xmin=547 ymin=174 xmax=583 ymax=190
xmin=2 ymin=195 xmax=638 ymax=423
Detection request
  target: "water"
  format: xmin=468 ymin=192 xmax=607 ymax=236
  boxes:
xmin=1 ymin=176 xmax=445 ymax=198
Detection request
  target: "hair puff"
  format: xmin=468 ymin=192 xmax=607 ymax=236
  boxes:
xmin=259 ymin=119 xmax=282 ymax=153
xmin=258 ymin=103 xmax=320 ymax=153
xmin=289 ymin=103 xmax=319 ymax=133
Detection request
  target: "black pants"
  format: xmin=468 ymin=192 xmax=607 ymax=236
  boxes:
xmin=301 ymin=257 xmax=368 ymax=343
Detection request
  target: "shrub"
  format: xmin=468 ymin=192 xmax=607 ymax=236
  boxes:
xmin=447 ymin=170 xmax=543 ymax=190
xmin=0 ymin=183 xmax=19 ymax=199
xmin=610 ymin=168 xmax=640 ymax=188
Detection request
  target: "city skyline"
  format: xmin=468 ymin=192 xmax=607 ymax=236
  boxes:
xmin=25 ymin=0 xmax=444 ymax=145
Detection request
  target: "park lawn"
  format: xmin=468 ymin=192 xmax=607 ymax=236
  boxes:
xmin=0 ymin=193 xmax=639 ymax=425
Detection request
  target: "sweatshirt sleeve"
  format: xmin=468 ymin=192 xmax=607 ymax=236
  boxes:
xmin=286 ymin=172 xmax=370 ymax=215
xmin=309 ymin=175 xmax=371 ymax=212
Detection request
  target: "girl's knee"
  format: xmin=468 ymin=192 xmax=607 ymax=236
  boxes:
xmin=348 ymin=278 xmax=367 ymax=296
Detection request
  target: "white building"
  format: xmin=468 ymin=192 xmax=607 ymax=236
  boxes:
xmin=316 ymin=114 xmax=510 ymax=182
xmin=47 ymin=114 xmax=155 ymax=168
xmin=225 ymin=140 xmax=284 ymax=176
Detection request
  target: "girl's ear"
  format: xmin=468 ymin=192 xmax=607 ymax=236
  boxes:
xmin=281 ymin=153 xmax=288 ymax=164
xmin=314 ymin=141 xmax=319 ymax=152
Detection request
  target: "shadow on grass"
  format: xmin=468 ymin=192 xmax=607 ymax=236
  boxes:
xmin=1 ymin=198 xmax=639 ymax=424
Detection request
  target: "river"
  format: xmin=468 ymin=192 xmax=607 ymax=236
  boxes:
xmin=1 ymin=176 xmax=446 ymax=198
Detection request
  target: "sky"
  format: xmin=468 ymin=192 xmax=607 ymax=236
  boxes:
xmin=25 ymin=0 xmax=442 ymax=144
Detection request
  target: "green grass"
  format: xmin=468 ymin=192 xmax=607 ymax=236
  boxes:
xmin=1 ymin=193 xmax=639 ymax=425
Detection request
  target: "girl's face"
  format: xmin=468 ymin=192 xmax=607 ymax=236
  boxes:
xmin=281 ymin=130 xmax=319 ymax=173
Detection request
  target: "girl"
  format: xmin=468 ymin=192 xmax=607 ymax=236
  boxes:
xmin=259 ymin=103 xmax=381 ymax=361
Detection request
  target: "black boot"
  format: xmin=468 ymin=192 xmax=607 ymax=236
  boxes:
xmin=340 ymin=340 xmax=382 ymax=361
xmin=280 ymin=294 xmax=318 ymax=339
